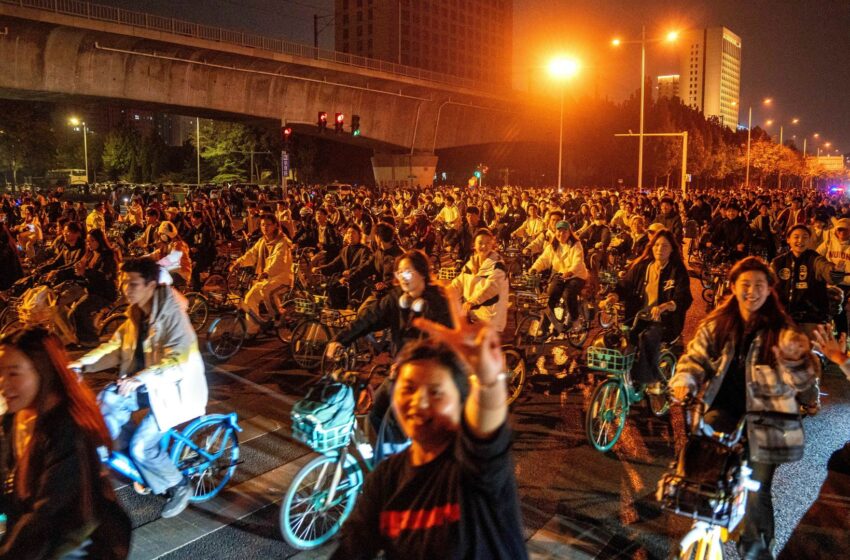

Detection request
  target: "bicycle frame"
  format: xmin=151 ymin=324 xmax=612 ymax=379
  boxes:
xmin=103 ymin=413 xmax=242 ymax=488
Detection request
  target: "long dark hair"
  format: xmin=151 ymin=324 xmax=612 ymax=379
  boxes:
xmin=0 ymin=327 xmax=111 ymax=499
xmin=632 ymin=228 xmax=686 ymax=271
xmin=705 ymin=256 xmax=793 ymax=366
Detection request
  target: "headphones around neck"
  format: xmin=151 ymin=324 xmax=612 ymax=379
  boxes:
xmin=399 ymin=293 xmax=427 ymax=314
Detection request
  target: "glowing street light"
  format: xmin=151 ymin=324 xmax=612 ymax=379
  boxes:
xmin=67 ymin=116 xmax=88 ymax=185
xmin=792 ymin=118 xmax=800 ymax=124
xmin=611 ymin=27 xmax=679 ymax=190
xmin=763 ymin=98 xmax=773 ymax=105
xmin=548 ymin=56 xmax=581 ymax=191
xmin=766 ymin=119 xmax=774 ymax=126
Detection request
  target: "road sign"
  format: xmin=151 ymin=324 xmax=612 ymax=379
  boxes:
xmin=281 ymin=151 xmax=290 ymax=177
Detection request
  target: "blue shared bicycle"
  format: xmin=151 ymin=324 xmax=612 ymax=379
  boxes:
xmin=100 ymin=385 xmax=243 ymax=502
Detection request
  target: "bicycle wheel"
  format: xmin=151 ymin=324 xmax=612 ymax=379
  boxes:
xmin=503 ymin=347 xmax=526 ymax=405
xmin=184 ymin=292 xmax=210 ymax=332
xmin=98 ymin=313 xmax=127 ymax=342
xmin=201 ymin=273 xmax=229 ymax=308
xmin=701 ymin=287 xmax=715 ymax=305
xmin=598 ymin=306 xmax=616 ymax=329
xmin=290 ymin=320 xmax=331 ymax=370
xmin=647 ymin=351 xmax=676 ymax=417
xmin=206 ymin=312 xmax=247 ymax=361
xmin=585 ymin=379 xmax=628 ymax=452
xmin=170 ymin=418 xmax=240 ymax=502
xmin=279 ymin=452 xmax=363 ymax=550
xmin=567 ymin=307 xmax=591 ymax=349
xmin=514 ymin=315 xmax=546 ymax=363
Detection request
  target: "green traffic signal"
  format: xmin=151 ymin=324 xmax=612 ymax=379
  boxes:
xmin=474 ymin=171 xmax=482 ymax=178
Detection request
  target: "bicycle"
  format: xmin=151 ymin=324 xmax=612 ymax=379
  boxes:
xmin=513 ymin=272 xmax=594 ymax=354
xmin=279 ymin=370 xmax=385 ymax=550
xmin=584 ymin=306 xmax=679 ymax=452
xmin=657 ymin=399 xmax=759 ymax=560
xmin=98 ymin=383 xmax=243 ymax=501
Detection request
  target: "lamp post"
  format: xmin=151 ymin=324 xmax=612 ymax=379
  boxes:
xmin=612 ymin=28 xmax=678 ymax=190
xmin=547 ymin=56 xmax=580 ymax=192
xmin=68 ymin=117 xmax=89 ymax=185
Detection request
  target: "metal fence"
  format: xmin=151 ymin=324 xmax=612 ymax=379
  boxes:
xmin=2 ymin=0 xmax=492 ymax=91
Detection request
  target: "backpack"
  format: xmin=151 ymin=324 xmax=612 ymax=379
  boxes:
xmin=291 ymin=380 xmax=355 ymax=452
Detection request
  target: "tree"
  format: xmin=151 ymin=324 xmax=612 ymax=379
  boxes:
xmin=0 ymin=100 xmax=57 ymax=187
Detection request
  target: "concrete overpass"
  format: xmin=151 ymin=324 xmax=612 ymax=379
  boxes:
xmin=0 ymin=0 xmax=540 ymax=186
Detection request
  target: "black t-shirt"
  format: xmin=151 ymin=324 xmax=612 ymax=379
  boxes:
xmin=712 ymin=328 xmax=756 ymax=419
xmin=332 ymin=419 xmax=527 ymax=560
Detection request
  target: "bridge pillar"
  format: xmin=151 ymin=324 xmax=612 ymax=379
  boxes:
xmin=371 ymin=153 xmax=437 ymax=190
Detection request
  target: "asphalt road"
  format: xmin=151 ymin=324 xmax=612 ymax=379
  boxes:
xmin=99 ymin=275 xmax=850 ymax=559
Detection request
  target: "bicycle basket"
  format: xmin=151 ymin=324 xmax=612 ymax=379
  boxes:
xmin=291 ymin=381 xmax=355 ymax=453
xmin=438 ymin=266 xmax=459 ymax=281
xmin=320 ymin=308 xmax=358 ymax=328
xmin=518 ymin=274 xmax=541 ymax=292
xmin=585 ymin=346 xmax=635 ymax=374
xmin=656 ymin=434 xmax=746 ymax=527
xmin=293 ymin=298 xmax=318 ymax=315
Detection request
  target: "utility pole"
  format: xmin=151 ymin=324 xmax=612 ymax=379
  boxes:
xmin=196 ymin=118 xmax=201 ymax=186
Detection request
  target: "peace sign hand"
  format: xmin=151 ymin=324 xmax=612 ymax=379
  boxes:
xmin=412 ymin=285 xmax=505 ymax=387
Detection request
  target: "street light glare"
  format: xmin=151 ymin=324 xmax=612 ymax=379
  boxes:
xmin=665 ymin=30 xmax=679 ymax=42
xmin=763 ymin=98 xmax=773 ymax=105
xmin=548 ymin=57 xmax=580 ymax=79
xmin=68 ymin=116 xmax=81 ymax=126
xmin=792 ymin=118 xmax=800 ymax=124
xmin=766 ymin=119 xmax=774 ymax=126
xmin=611 ymin=38 xmax=621 ymax=47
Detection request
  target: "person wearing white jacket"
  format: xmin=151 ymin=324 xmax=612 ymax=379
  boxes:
xmin=530 ymin=220 xmax=589 ymax=332
xmin=231 ymin=213 xmax=293 ymax=335
xmin=70 ymin=257 xmax=207 ymax=519
xmin=451 ymin=228 xmax=510 ymax=333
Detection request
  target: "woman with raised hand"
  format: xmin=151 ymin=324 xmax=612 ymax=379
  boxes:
xmin=331 ymin=287 xmax=527 ymax=560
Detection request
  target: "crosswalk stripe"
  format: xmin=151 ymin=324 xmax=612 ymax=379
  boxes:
xmin=129 ymin=452 xmax=314 ymax=559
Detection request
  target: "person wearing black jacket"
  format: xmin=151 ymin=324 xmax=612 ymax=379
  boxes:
xmin=39 ymin=221 xmax=86 ymax=285
xmin=187 ymin=211 xmax=217 ymax=291
xmin=708 ymin=204 xmax=751 ymax=261
xmin=350 ymin=222 xmax=404 ymax=310
xmin=770 ymin=224 xmax=836 ymax=338
xmin=457 ymin=206 xmax=484 ymax=263
xmin=70 ymin=229 xmax=119 ymax=346
xmin=294 ymin=207 xmax=342 ymax=266
xmin=315 ymin=224 xmax=373 ymax=308
xmin=0 ymin=328 xmax=131 ymax=559
xmin=0 ymin=223 xmax=23 ymax=291
xmin=603 ymin=229 xmax=693 ymax=388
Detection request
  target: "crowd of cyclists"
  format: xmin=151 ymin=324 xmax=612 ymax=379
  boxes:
xmin=0 ymin=179 xmax=849 ymax=558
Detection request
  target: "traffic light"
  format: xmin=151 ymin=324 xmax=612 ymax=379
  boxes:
xmin=334 ymin=112 xmax=344 ymax=134
xmin=282 ymin=125 xmax=293 ymax=149
xmin=473 ymin=170 xmax=482 ymax=179
xmin=351 ymin=114 xmax=361 ymax=136
xmin=318 ymin=111 xmax=328 ymax=132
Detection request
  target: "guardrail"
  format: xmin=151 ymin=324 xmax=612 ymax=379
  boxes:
xmin=1 ymin=0 xmax=493 ymax=92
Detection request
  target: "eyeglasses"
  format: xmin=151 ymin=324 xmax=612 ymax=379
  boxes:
xmin=395 ymin=270 xmax=417 ymax=281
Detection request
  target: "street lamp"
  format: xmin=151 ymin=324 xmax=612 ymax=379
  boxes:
xmin=548 ymin=55 xmax=580 ymax=192
xmin=68 ymin=117 xmax=89 ymax=185
xmin=744 ymin=97 xmax=776 ymax=187
xmin=611 ymin=27 xmax=678 ymax=190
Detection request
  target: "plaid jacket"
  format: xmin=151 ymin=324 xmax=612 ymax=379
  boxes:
xmin=671 ymin=321 xmax=819 ymax=462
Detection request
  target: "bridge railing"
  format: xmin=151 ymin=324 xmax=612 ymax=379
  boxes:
xmin=3 ymin=0 xmax=495 ymax=92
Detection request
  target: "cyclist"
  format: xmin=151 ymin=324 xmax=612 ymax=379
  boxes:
xmin=129 ymin=208 xmax=161 ymax=252
xmin=85 ymin=201 xmax=107 ymax=233
xmin=450 ymin=228 xmax=510 ymax=334
xmin=670 ymin=257 xmax=819 ymax=560
xmin=70 ymin=228 xmax=120 ymax=347
xmin=187 ymin=210 xmax=217 ymax=291
xmin=434 ymin=194 xmax=462 ymax=231
xmin=511 ymin=202 xmax=546 ymax=246
xmin=600 ymin=229 xmax=692 ymax=392
xmin=70 ymin=257 xmax=208 ymax=520
xmin=529 ymin=220 xmax=588 ymax=333
xmin=315 ymin=223 xmax=372 ymax=309
xmin=655 ymin=197 xmax=683 ymax=243
xmin=817 ymin=217 xmax=850 ymax=336
xmin=707 ymin=202 xmax=750 ymax=261
xmin=331 ymin=302 xmax=527 ymax=559
xmin=230 ymin=213 xmax=293 ymax=336
xmin=350 ymin=222 xmax=404 ymax=312
xmin=150 ymin=221 xmax=192 ymax=289
xmin=40 ymin=221 xmax=86 ymax=286
xmin=457 ymin=205 xmax=484 ymax=263
xmin=771 ymin=224 xmax=836 ymax=340
xmin=0 ymin=327 xmax=131 ymax=558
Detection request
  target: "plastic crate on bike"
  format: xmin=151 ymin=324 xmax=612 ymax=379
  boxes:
xmin=291 ymin=380 xmax=356 ymax=454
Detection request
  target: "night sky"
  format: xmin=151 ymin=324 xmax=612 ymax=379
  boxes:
xmin=94 ymin=0 xmax=850 ymax=154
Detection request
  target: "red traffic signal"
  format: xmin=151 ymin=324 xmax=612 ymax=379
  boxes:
xmin=282 ymin=125 xmax=293 ymax=148
xmin=334 ymin=112 xmax=344 ymax=133
xmin=318 ymin=111 xmax=328 ymax=131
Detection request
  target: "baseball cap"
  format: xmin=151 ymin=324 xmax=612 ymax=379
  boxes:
xmin=836 ymin=218 xmax=850 ymax=231
xmin=555 ymin=220 xmax=571 ymax=230
xmin=648 ymin=222 xmax=665 ymax=234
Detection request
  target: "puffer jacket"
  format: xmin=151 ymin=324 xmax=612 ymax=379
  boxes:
xmin=670 ymin=320 xmax=819 ymax=462
xmin=450 ymin=252 xmax=510 ymax=333
xmin=76 ymin=285 xmax=208 ymax=431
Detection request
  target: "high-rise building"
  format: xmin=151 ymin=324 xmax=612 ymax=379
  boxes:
xmin=334 ymin=0 xmax=512 ymax=86
xmin=656 ymin=74 xmax=680 ymax=101
xmin=678 ymin=27 xmax=741 ymax=128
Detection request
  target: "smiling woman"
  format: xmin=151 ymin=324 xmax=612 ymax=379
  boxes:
xmin=0 ymin=327 xmax=131 ymax=559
